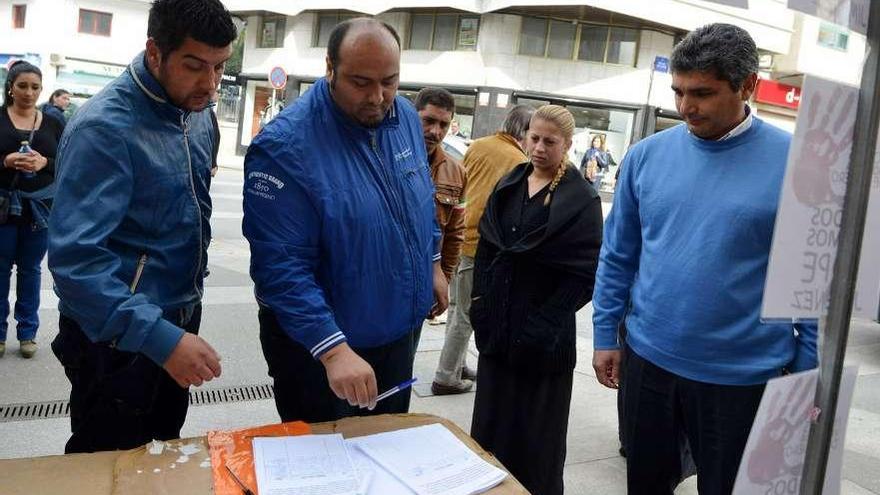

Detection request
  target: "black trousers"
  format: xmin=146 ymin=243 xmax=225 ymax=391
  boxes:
xmin=623 ymin=345 xmax=765 ymax=495
xmin=471 ymin=354 xmax=572 ymax=495
xmin=259 ymin=307 xmax=419 ymax=423
xmin=52 ymin=305 xmax=202 ymax=454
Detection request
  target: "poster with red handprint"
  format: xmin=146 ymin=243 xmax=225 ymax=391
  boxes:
xmin=762 ymin=76 xmax=880 ymax=320
xmin=733 ymin=366 xmax=858 ymax=495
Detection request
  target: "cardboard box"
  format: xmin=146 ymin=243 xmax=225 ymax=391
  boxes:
xmin=0 ymin=413 xmax=528 ymax=494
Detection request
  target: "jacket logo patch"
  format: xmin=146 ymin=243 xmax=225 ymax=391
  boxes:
xmin=247 ymin=171 xmax=285 ymax=189
xmin=394 ymin=148 xmax=413 ymax=161
xmin=246 ymin=172 xmax=284 ymax=201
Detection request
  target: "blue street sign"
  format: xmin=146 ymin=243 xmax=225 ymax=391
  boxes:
xmin=653 ymin=56 xmax=670 ymax=73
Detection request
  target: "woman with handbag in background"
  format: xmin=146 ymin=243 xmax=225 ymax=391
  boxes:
xmin=469 ymin=105 xmax=603 ymax=494
xmin=0 ymin=60 xmax=63 ymax=358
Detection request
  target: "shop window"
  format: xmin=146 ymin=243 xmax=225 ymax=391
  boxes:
xmin=567 ymin=104 xmax=635 ymax=180
xmin=407 ymin=13 xmax=480 ymax=51
xmin=12 ymin=4 xmax=26 ymax=29
xmin=78 ymin=9 xmax=112 ymax=36
xmin=314 ymin=13 xmax=356 ymax=47
xmin=817 ymin=22 xmax=848 ymax=51
xmin=259 ymin=15 xmax=286 ymax=48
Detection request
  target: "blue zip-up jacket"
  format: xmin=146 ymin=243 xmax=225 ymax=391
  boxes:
xmin=48 ymin=53 xmax=214 ymax=366
xmin=243 ymin=77 xmax=439 ymax=359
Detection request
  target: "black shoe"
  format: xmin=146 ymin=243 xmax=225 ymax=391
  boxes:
xmin=431 ymin=379 xmax=474 ymax=395
xmin=461 ymin=365 xmax=477 ymax=381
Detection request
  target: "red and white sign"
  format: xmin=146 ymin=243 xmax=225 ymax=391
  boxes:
xmin=755 ymin=79 xmax=802 ymax=110
xmin=268 ymin=66 xmax=287 ymax=90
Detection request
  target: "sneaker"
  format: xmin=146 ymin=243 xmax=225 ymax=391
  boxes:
xmin=461 ymin=365 xmax=477 ymax=381
xmin=427 ymin=310 xmax=448 ymax=325
xmin=0 ymin=341 xmax=5 ymax=358
xmin=431 ymin=379 xmax=474 ymax=395
xmin=19 ymin=340 xmax=37 ymax=359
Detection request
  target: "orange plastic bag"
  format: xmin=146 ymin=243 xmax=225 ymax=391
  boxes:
xmin=208 ymin=421 xmax=311 ymax=495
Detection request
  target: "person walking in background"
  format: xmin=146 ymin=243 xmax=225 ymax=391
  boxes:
xmin=470 ymin=105 xmax=603 ymax=494
xmin=244 ymin=18 xmax=447 ymax=423
xmin=48 ymin=0 xmax=236 ymax=453
xmin=592 ymin=23 xmax=817 ymax=494
xmin=431 ymin=104 xmax=534 ymax=395
xmin=0 ymin=61 xmax=63 ymax=359
xmin=580 ymin=134 xmax=614 ymax=190
xmin=40 ymin=89 xmax=70 ymax=124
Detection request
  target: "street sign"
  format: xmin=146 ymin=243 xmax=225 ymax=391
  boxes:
xmin=268 ymin=66 xmax=287 ymax=90
xmin=653 ymin=56 xmax=669 ymax=73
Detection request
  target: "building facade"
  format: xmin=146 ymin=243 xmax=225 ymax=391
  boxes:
xmin=227 ymin=0 xmax=801 ymax=167
xmin=0 ymin=0 xmax=150 ymax=105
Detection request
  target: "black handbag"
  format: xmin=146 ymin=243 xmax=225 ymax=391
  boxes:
xmin=0 ymin=172 xmax=20 ymax=224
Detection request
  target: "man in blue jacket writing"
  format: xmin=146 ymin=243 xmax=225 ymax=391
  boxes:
xmin=48 ymin=0 xmax=236 ymax=453
xmin=243 ymin=18 xmax=447 ymax=422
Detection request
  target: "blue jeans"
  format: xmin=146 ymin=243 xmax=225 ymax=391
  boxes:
xmin=0 ymin=222 xmax=48 ymax=342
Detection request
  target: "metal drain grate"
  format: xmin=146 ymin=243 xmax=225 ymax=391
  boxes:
xmin=0 ymin=383 xmax=275 ymax=423
xmin=189 ymin=383 xmax=275 ymax=406
xmin=0 ymin=400 xmax=70 ymax=423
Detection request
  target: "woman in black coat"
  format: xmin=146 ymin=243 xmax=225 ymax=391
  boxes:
xmin=470 ymin=105 xmax=603 ymax=495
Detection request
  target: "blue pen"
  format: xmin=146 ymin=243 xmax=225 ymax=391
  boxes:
xmin=375 ymin=377 xmax=417 ymax=403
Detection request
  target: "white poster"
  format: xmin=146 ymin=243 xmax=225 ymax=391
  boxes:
xmin=733 ymin=366 xmax=858 ymax=495
xmin=762 ymin=76 xmax=880 ymax=320
xmin=788 ymin=0 xmax=868 ymax=34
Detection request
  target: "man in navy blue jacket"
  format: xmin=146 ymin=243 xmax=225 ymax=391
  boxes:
xmin=243 ymin=18 xmax=447 ymax=422
xmin=49 ymin=0 xmax=236 ymax=453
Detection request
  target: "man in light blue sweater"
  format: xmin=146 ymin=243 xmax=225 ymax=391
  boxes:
xmin=592 ymin=24 xmax=817 ymax=494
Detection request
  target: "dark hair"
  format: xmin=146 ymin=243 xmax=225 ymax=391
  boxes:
xmin=50 ymin=89 xmax=70 ymax=103
xmin=327 ymin=17 xmax=401 ymax=69
xmin=671 ymin=23 xmax=758 ymax=91
xmin=502 ymin=105 xmax=535 ymax=141
xmin=147 ymin=0 xmax=237 ymax=58
xmin=3 ymin=60 xmax=42 ymax=108
xmin=414 ymin=87 xmax=455 ymax=114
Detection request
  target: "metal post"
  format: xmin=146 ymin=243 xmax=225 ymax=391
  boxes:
xmin=800 ymin=2 xmax=880 ymax=493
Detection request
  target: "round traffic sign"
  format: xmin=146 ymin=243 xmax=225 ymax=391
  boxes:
xmin=269 ymin=66 xmax=287 ymax=90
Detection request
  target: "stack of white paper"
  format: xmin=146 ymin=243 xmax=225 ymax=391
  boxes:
xmin=352 ymin=423 xmax=508 ymax=495
xmin=252 ymin=424 xmax=507 ymax=495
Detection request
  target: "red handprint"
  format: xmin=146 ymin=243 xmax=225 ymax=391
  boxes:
xmin=745 ymin=375 xmax=815 ymax=485
xmin=792 ymin=86 xmax=856 ymax=208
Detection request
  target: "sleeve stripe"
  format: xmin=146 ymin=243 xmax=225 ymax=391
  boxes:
xmin=311 ymin=332 xmax=346 ymax=357
xmin=433 ymin=253 xmax=442 ymax=262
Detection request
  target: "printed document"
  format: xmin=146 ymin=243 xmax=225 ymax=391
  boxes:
xmin=353 ymin=423 xmax=507 ymax=495
xmin=252 ymin=434 xmax=361 ymax=495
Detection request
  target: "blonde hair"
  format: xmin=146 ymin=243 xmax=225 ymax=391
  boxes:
xmin=532 ymin=105 xmax=574 ymax=206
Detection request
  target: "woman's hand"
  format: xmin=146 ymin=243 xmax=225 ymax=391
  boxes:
xmin=3 ymin=152 xmax=29 ymax=169
xmin=10 ymin=150 xmax=48 ymax=172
